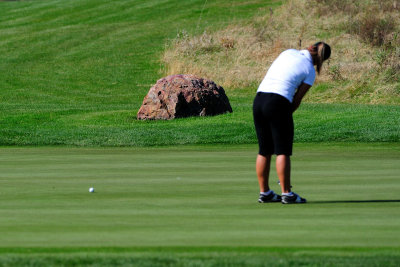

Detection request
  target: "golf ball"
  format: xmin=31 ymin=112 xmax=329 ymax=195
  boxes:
xmin=89 ymin=187 xmax=94 ymax=193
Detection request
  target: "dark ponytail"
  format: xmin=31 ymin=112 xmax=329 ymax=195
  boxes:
xmin=313 ymin=42 xmax=331 ymax=74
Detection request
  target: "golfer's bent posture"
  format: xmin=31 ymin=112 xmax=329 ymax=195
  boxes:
xmin=253 ymin=42 xmax=331 ymax=204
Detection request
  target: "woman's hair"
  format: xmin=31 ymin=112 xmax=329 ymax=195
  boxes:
xmin=311 ymin=42 xmax=331 ymax=74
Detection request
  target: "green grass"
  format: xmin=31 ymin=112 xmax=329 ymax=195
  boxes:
xmin=1 ymin=1 xmax=399 ymax=265
xmin=0 ymin=248 xmax=400 ymax=266
xmin=1 ymin=100 xmax=399 ymax=146
xmin=0 ymin=0 xmax=281 ymax=146
xmin=1 ymin=0 xmax=398 ymax=146
xmin=0 ymin=144 xmax=399 ymax=265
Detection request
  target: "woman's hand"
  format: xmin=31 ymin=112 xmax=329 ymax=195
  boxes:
xmin=292 ymin=83 xmax=312 ymax=112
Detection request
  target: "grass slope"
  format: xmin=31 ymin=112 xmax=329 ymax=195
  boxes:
xmin=163 ymin=0 xmax=400 ymax=104
xmin=0 ymin=0 xmax=278 ymax=146
xmin=0 ymin=144 xmax=399 ymax=265
xmin=1 ymin=0 xmax=398 ymax=146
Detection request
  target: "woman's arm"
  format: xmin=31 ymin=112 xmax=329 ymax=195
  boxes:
xmin=292 ymin=82 xmax=312 ymax=112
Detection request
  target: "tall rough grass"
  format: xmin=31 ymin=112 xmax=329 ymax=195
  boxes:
xmin=163 ymin=0 xmax=400 ymax=104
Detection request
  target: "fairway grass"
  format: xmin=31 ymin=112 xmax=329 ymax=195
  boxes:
xmin=0 ymin=144 xmax=399 ymax=265
xmin=2 ymin=1 xmax=399 ymax=265
xmin=0 ymin=248 xmax=399 ymax=267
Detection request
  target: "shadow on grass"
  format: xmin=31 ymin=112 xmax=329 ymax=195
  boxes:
xmin=311 ymin=200 xmax=400 ymax=204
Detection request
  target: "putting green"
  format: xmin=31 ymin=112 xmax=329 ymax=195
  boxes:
xmin=0 ymin=144 xmax=399 ymax=248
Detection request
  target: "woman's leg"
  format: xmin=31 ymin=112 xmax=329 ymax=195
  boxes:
xmin=256 ymin=154 xmax=272 ymax=192
xmin=278 ymin=154 xmax=306 ymax=204
xmin=276 ymin=155 xmax=291 ymax=193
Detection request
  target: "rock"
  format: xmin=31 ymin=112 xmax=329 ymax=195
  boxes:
xmin=137 ymin=74 xmax=233 ymax=120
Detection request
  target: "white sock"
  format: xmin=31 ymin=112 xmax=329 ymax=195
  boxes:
xmin=260 ymin=190 xmax=272 ymax=196
xmin=282 ymin=192 xmax=294 ymax=196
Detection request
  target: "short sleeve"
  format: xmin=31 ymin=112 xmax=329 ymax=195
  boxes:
xmin=303 ymin=67 xmax=316 ymax=86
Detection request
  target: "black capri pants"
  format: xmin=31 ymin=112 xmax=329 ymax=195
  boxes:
xmin=253 ymin=92 xmax=294 ymax=156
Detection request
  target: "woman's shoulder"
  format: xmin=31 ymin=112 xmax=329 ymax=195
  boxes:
xmin=281 ymin=49 xmax=299 ymax=55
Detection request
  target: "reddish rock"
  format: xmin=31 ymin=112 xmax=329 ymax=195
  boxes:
xmin=137 ymin=74 xmax=233 ymax=120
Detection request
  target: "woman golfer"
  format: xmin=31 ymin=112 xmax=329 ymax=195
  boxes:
xmin=253 ymin=42 xmax=331 ymax=204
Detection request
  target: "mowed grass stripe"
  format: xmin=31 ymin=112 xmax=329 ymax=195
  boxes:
xmin=0 ymin=103 xmax=399 ymax=146
xmin=0 ymin=248 xmax=400 ymax=267
xmin=0 ymin=251 xmax=399 ymax=267
xmin=0 ymin=144 xmax=399 ymax=248
xmin=0 ymin=0 xmax=272 ymax=107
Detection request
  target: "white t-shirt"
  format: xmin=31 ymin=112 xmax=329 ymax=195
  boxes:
xmin=257 ymin=49 xmax=315 ymax=103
